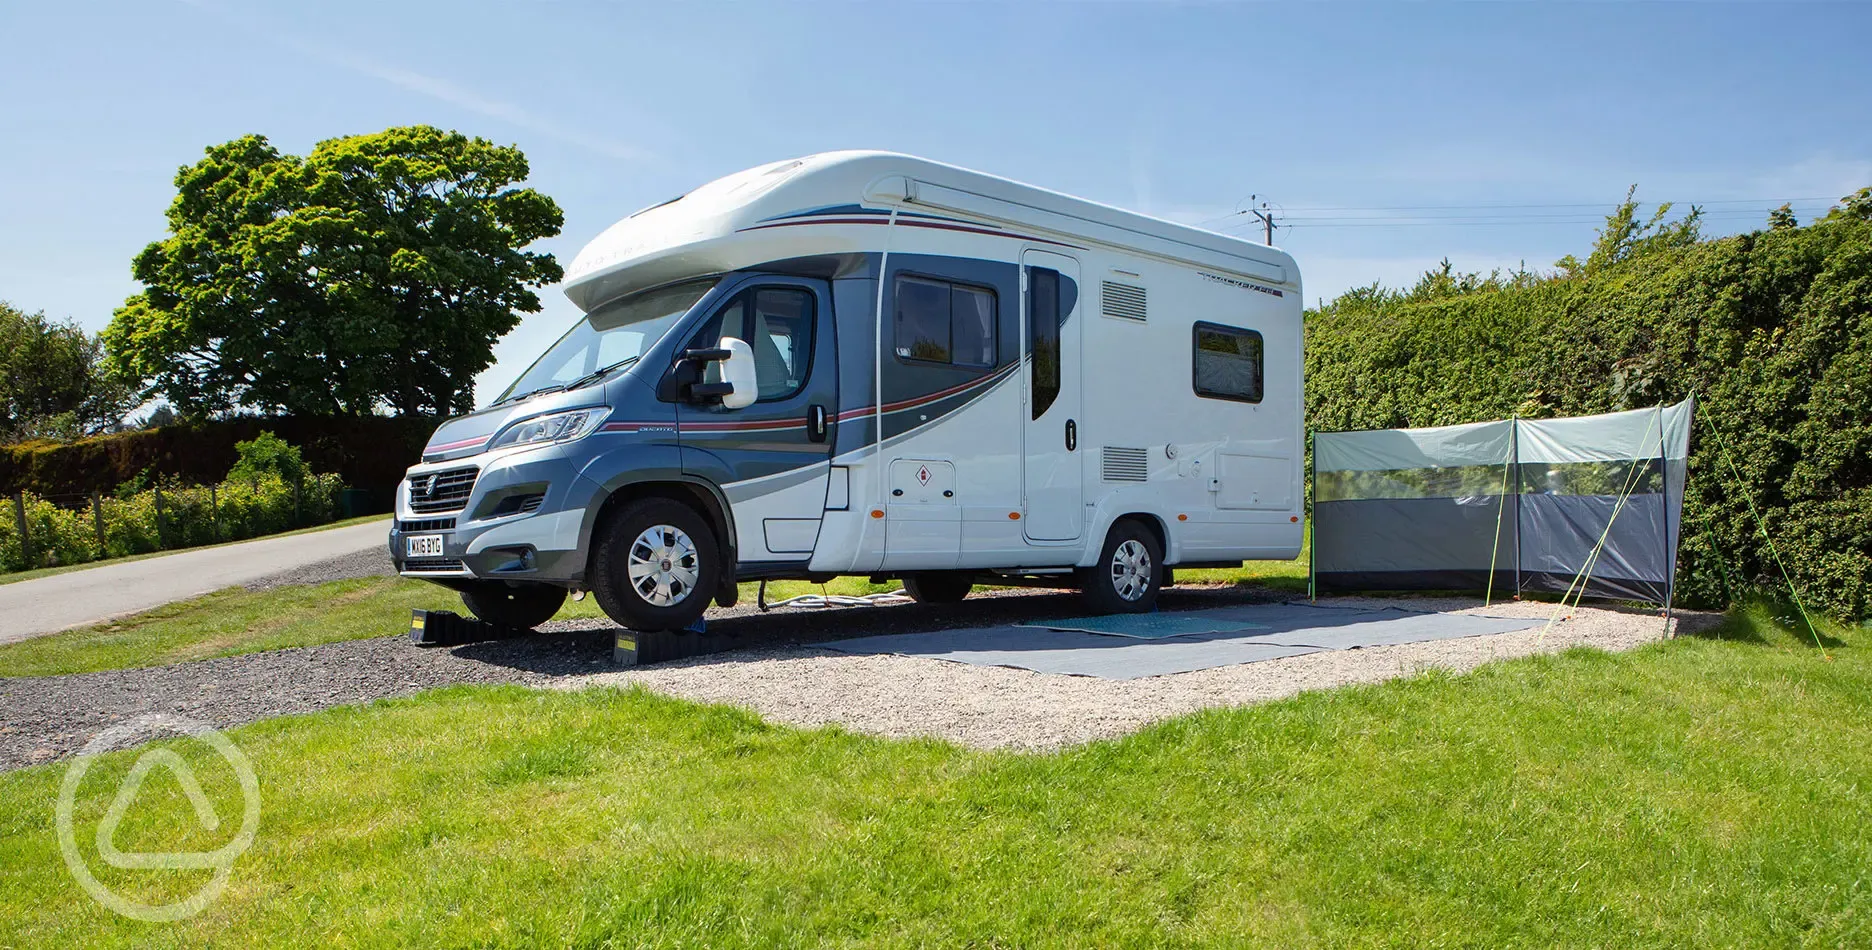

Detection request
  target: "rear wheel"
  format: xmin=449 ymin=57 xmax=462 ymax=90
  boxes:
xmin=589 ymin=497 xmax=721 ymax=632
xmin=902 ymin=572 xmax=974 ymax=604
xmin=1078 ymin=519 xmax=1163 ymax=614
xmin=460 ymin=582 xmax=568 ymax=630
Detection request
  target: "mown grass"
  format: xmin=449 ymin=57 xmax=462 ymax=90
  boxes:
xmin=0 ymin=514 xmax=391 ymax=586
xmin=0 ymin=557 xmax=1310 ymax=678
xmin=0 ymin=607 xmax=1863 ymax=947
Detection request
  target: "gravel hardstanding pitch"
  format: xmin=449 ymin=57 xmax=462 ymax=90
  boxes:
xmin=0 ymin=588 xmax=1705 ymax=771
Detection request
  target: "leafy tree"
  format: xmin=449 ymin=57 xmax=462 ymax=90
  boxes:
xmin=1769 ymin=203 xmax=1799 ymax=230
xmin=1555 ymin=185 xmax=1703 ymax=276
xmin=0 ymin=302 xmax=134 ymax=442
xmin=104 ymin=126 xmax=564 ymax=417
xmin=1830 ymin=186 xmax=1872 ymax=222
xmin=226 ymin=430 xmax=309 ymax=483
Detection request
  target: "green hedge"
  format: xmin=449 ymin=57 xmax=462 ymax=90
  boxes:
xmin=0 ymin=415 xmax=435 ymax=503
xmin=1305 ymin=208 xmax=1872 ymax=618
xmin=0 ymin=474 xmax=343 ymax=573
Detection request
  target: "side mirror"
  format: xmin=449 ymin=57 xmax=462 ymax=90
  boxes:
xmin=716 ymin=336 xmax=758 ymax=409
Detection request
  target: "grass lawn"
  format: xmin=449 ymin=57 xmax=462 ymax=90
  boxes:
xmin=0 ymin=514 xmax=392 ymax=586
xmin=0 ymin=605 xmax=1863 ymax=947
xmin=0 ymin=557 xmax=1310 ymax=678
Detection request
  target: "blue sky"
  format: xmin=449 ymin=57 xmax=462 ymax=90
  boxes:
xmin=3 ymin=1 xmax=1868 ymax=406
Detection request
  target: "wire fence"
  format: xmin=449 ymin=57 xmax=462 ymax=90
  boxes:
xmin=2 ymin=474 xmax=345 ymax=574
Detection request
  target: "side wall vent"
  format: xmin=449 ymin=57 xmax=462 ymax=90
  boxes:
xmin=1101 ymin=281 xmax=1148 ymax=322
xmin=1101 ymin=446 xmax=1149 ymax=482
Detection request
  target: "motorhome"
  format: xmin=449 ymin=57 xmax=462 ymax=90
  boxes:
xmin=390 ymin=152 xmax=1304 ymax=632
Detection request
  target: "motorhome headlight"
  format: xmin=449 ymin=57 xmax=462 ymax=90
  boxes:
xmin=489 ymin=409 xmax=605 ymax=450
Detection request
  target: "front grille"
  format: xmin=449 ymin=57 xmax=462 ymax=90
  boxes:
xmin=396 ymin=517 xmax=456 ymax=532
xmin=401 ymin=557 xmax=466 ymax=573
xmin=1101 ymin=446 xmax=1149 ymax=482
xmin=407 ymin=467 xmax=478 ymax=514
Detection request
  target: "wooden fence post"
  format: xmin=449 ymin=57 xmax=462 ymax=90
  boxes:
xmin=154 ymin=483 xmax=165 ymax=548
xmin=209 ymin=484 xmax=219 ymax=542
xmin=293 ymin=476 xmax=303 ymax=527
xmin=93 ymin=492 xmax=106 ymax=553
xmin=12 ymin=491 xmax=29 ymax=567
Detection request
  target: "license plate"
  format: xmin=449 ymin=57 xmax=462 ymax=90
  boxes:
xmin=405 ymin=534 xmax=445 ymax=558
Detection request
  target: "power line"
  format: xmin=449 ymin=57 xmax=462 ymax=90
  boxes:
xmin=1274 ymin=204 xmax=1834 ymax=224
xmin=1268 ymin=196 xmax=1840 ymax=213
xmin=1240 ymin=206 xmax=1834 ymax=232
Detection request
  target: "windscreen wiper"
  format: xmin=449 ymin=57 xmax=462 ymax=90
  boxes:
xmin=565 ymin=356 xmax=640 ymax=391
xmin=492 ymin=383 xmax=566 ymax=407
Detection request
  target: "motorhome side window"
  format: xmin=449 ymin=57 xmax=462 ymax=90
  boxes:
xmin=693 ymin=287 xmax=815 ymax=402
xmin=894 ymin=276 xmax=996 ymax=368
xmin=1192 ymin=322 xmax=1263 ymax=403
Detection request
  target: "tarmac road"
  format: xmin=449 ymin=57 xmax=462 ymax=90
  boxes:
xmin=0 ymin=519 xmax=391 ymax=645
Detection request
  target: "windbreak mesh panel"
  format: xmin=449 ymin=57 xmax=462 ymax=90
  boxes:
xmin=1314 ymin=399 xmax=1692 ymax=605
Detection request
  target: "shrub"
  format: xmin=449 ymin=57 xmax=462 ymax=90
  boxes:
xmin=227 ymin=431 xmax=309 ymax=484
xmin=0 ymin=473 xmax=343 ymax=573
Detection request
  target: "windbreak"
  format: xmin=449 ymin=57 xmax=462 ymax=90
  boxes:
xmin=1312 ymin=399 xmax=1694 ymax=605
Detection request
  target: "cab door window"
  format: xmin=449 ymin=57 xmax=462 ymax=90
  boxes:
xmin=694 ymin=286 xmax=815 ymax=402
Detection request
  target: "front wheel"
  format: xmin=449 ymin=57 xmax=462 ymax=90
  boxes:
xmin=1078 ymin=520 xmax=1163 ymax=614
xmin=460 ymin=582 xmax=568 ymax=630
xmin=589 ymin=497 xmax=722 ymax=632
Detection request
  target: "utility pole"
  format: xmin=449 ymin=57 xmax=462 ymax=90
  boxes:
xmin=1248 ymin=194 xmax=1277 ymax=246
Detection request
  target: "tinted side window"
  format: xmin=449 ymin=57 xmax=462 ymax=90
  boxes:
xmin=1192 ymin=322 xmax=1263 ymax=403
xmin=894 ymin=276 xmax=997 ymax=368
xmin=895 ymin=277 xmax=952 ymax=363
xmin=1028 ymin=267 xmax=1060 ymax=419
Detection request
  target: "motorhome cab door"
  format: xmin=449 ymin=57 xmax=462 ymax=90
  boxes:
xmin=1020 ymin=250 xmax=1083 ymax=542
xmin=675 ymin=278 xmax=837 ymax=563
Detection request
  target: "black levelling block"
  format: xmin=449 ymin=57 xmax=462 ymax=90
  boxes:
xmin=613 ymin=629 xmax=739 ymax=666
xmin=410 ymin=608 xmax=516 ymax=647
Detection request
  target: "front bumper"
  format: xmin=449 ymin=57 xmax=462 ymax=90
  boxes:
xmin=388 ymin=442 xmax=602 ymax=585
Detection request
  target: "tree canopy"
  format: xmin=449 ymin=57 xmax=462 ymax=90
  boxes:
xmin=104 ymin=126 xmax=564 ymax=417
xmin=0 ymin=302 xmax=134 ymax=443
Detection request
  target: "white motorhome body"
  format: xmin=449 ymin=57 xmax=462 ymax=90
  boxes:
xmin=394 ymin=151 xmax=1303 ymax=628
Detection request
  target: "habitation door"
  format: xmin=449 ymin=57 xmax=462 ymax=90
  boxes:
xmin=1020 ymin=250 xmax=1083 ymax=542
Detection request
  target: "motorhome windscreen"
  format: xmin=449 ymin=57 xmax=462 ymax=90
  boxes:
xmin=496 ymin=278 xmax=720 ymax=403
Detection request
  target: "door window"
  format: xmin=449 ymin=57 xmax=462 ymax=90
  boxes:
xmin=1027 ymin=267 xmax=1061 ymax=420
xmin=694 ymin=286 xmax=815 ymax=402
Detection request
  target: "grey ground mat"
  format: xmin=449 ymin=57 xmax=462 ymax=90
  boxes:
xmin=822 ymin=603 xmax=1543 ymax=679
xmin=1017 ymin=613 xmax=1269 ymax=639
xmin=821 ymin=626 xmax=1323 ymax=680
xmin=1212 ymin=608 xmax=1541 ymax=650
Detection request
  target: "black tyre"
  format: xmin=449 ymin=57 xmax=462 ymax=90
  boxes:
xmin=589 ymin=497 xmax=721 ymax=632
xmin=1078 ymin=519 xmax=1163 ymax=614
xmin=460 ymin=582 xmax=568 ymax=630
xmin=902 ymin=572 xmax=974 ymax=604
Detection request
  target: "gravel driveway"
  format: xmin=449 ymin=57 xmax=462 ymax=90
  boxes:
xmin=0 ymin=586 xmax=1705 ymax=771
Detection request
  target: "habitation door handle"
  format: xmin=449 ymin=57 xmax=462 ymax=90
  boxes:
xmin=808 ymin=404 xmax=828 ymax=443
xmin=1065 ymin=419 xmax=1077 ymax=451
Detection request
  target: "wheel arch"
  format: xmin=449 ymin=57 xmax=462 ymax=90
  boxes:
xmin=585 ymin=476 xmax=736 ymax=572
